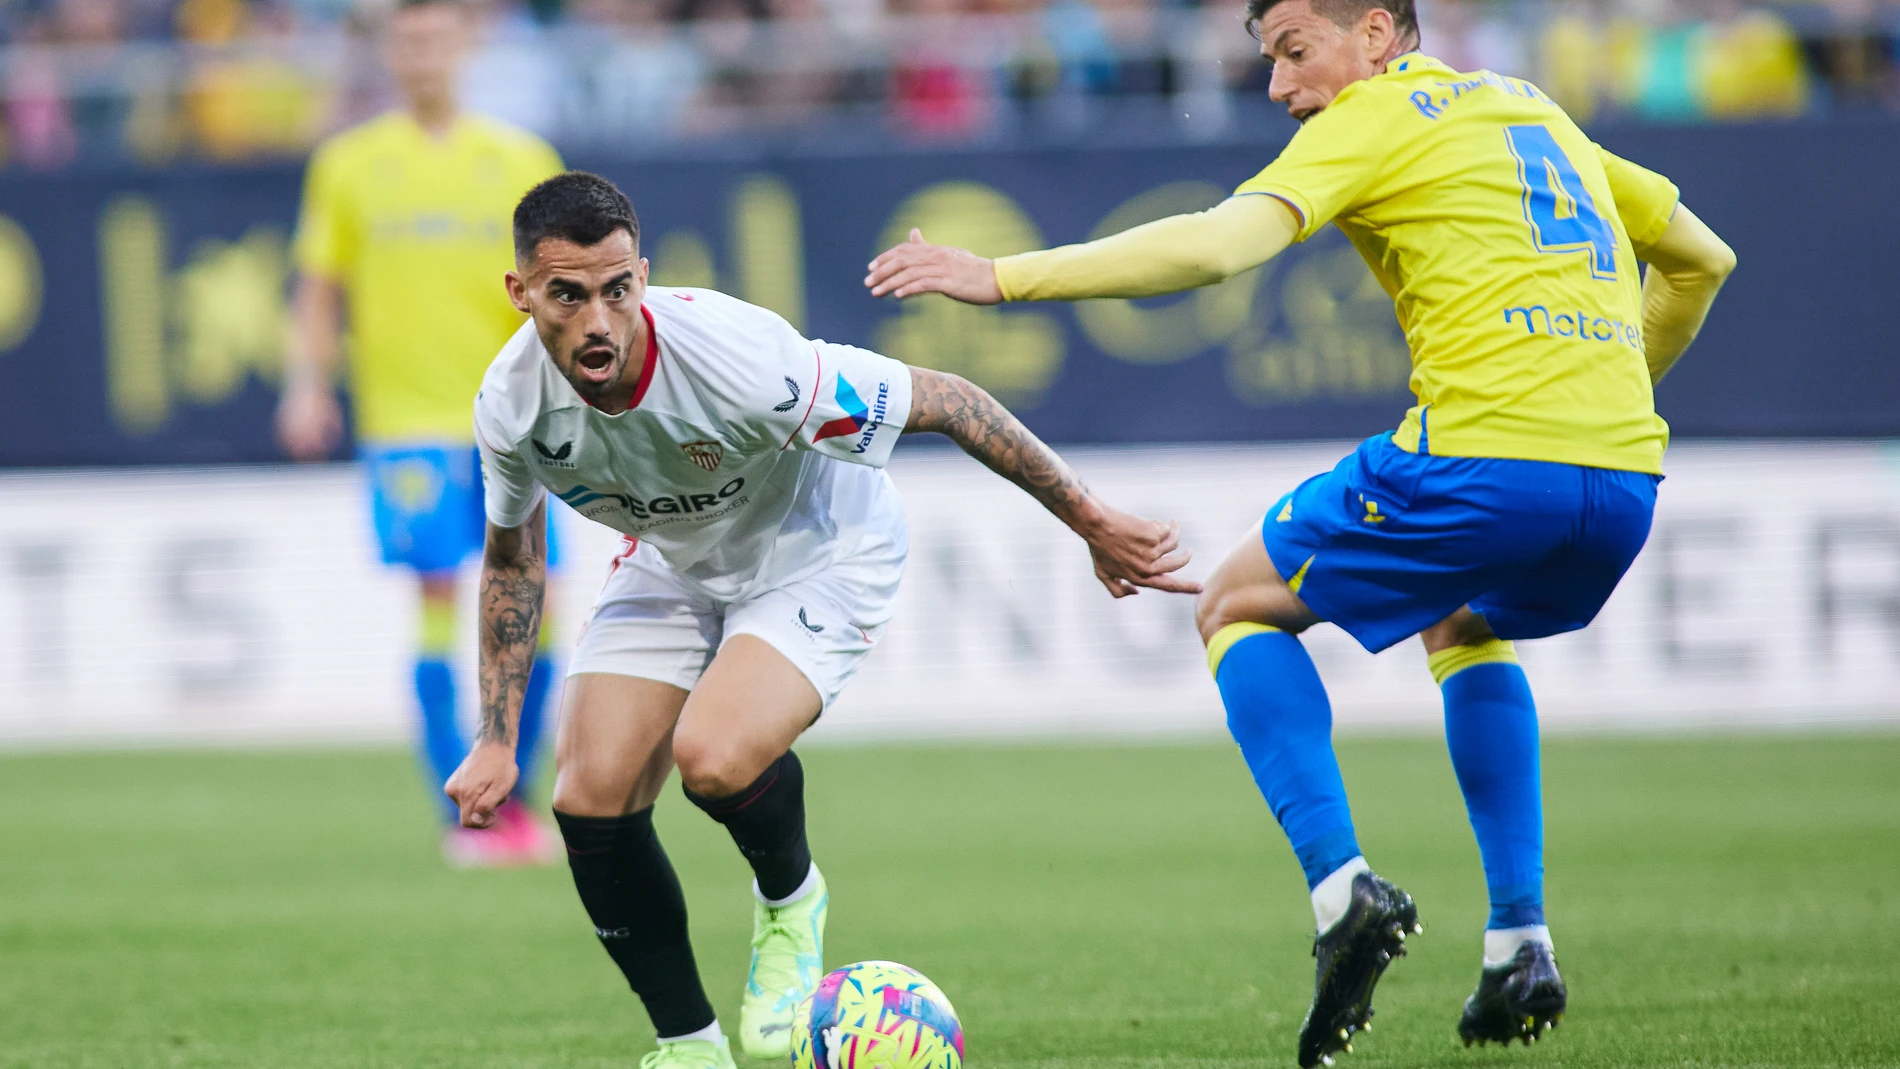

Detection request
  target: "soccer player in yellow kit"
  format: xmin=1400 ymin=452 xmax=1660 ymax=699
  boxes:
xmin=866 ymin=0 xmax=1736 ymax=1062
xmin=278 ymin=0 xmax=564 ymax=867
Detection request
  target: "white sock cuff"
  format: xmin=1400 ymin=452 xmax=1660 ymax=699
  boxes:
xmin=1483 ymin=924 xmax=1553 ymax=966
xmin=658 ymin=1020 xmax=723 ymax=1045
xmin=1310 ymin=856 xmax=1372 ymax=934
xmin=756 ymin=861 xmax=821 ymax=907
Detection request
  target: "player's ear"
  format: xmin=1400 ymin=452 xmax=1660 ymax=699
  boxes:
xmin=1361 ymin=7 xmax=1394 ymax=60
xmin=505 ymin=269 xmax=531 ymax=314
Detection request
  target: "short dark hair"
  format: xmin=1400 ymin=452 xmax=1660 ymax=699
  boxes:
xmin=1246 ymin=0 xmax=1418 ymax=43
xmin=512 ymin=172 xmax=640 ymax=261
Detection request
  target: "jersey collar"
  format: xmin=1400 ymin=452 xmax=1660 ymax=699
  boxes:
xmin=1384 ymin=52 xmax=1447 ymax=76
xmin=628 ymin=304 xmax=660 ymax=409
xmin=394 ymin=108 xmax=468 ymax=147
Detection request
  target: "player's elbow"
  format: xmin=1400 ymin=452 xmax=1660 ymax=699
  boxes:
xmin=482 ymin=519 xmax=545 ymax=571
xmin=905 ymin=366 xmax=995 ymax=437
xmin=1702 ymin=238 xmax=1738 ymax=284
xmin=1206 ymin=245 xmax=1267 ymax=285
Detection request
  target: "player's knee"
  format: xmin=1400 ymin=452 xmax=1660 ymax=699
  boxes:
xmin=418 ymin=573 xmax=459 ymax=604
xmin=1193 ymin=588 xmax=1230 ymax=646
xmin=671 ymin=734 xmax=758 ymax=800
xmin=1195 ymin=580 xmax=1307 ymax=646
xmin=550 ymin=767 xmax=629 ymax=818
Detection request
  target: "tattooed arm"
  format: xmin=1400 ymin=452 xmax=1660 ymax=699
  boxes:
xmin=444 ymin=499 xmax=548 ymax=827
xmin=905 ymin=367 xmax=1198 ymax=598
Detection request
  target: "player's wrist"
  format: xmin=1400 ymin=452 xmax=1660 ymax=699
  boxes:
xmin=1065 ymin=494 xmax=1110 ymax=539
xmin=471 ymin=733 xmax=518 ymax=753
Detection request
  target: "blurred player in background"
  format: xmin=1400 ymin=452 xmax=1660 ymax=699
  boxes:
xmin=866 ymin=0 xmax=1736 ymax=1062
xmin=277 ymin=0 xmax=565 ymax=866
xmin=445 ymin=173 xmax=1196 ymax=1069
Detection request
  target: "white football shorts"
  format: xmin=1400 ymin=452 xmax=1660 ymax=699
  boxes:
xmin=568 ymin=529 xmax=907 ymax=710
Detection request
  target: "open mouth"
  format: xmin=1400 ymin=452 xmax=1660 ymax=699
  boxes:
xmin=575 ymin=347 xmax=615 ymax=381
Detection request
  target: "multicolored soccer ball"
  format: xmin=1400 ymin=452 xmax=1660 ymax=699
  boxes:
xmin=791 ymin=960 xmax=964 ymax=1069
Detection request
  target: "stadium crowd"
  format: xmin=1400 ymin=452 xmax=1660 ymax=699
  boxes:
xmin=0 ymin=0 xmax=1893 ymax=166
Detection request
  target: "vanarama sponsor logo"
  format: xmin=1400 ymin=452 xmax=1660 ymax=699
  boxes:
xmin=1501 ymin=304 xmax=1643 ymax=351
xmin=555 ymin=477 xmax=746 ymax=522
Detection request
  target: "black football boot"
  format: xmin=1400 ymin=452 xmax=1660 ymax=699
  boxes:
xmin=1296 ymin=872 xmax=1422 ymax=1068
xmin=1458 ymin=940 xmax=1567 ymax=1047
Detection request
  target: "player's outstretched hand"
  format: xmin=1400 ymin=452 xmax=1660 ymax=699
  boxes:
xmin=276 ymin=381 xmax=343 ymax=461
xmin=445 ymin=741 xmax=519 ymax=829
xmin=1082 ymin=506 xmax=1201 ymax=599
xmin=866 ymin=229 xmax=1004 ymax=304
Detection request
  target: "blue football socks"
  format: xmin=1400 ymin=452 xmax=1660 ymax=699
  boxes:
xmin=516 ymin=653 xmax=556 ymax=797
xmin=1433 ymin=641 xmax=1545 ymax=931
xmin=413 ymin=657 xmax=466 ymax=824
xmin=1209 ymin=624 xmax=1363 ymax=891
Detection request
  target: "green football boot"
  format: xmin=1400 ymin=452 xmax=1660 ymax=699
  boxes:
xmin=738 ymin=868 xmax=828 ymax=1059
xmin=638 ymin=1034 xmax=736 ymax=1069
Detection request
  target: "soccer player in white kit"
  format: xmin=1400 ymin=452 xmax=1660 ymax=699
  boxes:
xmin=445 ymin=173 xmax=1197 ymax=1069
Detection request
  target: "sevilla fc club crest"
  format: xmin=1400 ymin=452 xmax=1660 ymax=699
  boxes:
xmin=680 ymin=439 xmax=724 ymax=471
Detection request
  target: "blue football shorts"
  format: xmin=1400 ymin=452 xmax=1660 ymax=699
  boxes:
xmin=363 ymin=444 xmax=562 ymax=574
xmin=1260 ymin=432 xmax=1660 ymax=653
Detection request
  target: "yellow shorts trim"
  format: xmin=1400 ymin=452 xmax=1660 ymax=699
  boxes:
xmin=1287 ymin=555 xmax=1315 ymax=595
xmin=1207 ymin=622 xmax=1283 ymax=677
xmin=1427 ymin=639 xmax=1519 ymax=685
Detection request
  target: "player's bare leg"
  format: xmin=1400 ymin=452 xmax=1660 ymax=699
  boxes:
xmin=549 ymin=673 xmax=686 ymax=818
xmin=550 ymin=674 xmax=735 ymax=1069
xmin=1422 ymin=611 xmax=1566 ymax=1046
xmin=1197 ymin=528 xmax=1419 ymax=1068
xmin=674 ymin=635 xmax=830 ymax=1059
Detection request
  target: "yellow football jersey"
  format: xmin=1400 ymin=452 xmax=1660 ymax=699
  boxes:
xmin=1236 ymin=53 xmax=1680 ymax=474
xmin=294 ymin=111 xmax=562 ymax=443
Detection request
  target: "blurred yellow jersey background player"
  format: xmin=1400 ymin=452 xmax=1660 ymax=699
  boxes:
xmin=277 ymin=0 xmax=564 ymax=868
xmin=864 ymin=0 xmax=1735 ymax=1062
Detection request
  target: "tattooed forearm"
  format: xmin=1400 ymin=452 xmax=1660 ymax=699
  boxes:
xmin=475 ymin=504 xmax=547 ymax=747
xmin=905 ymin=367 xmax=1100 ymax=532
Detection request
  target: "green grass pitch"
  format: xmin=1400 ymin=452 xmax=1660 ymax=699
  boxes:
xmin=3 ymin=733 xmax=1897 ymax=1068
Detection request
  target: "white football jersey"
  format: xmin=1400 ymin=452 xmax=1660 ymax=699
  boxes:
xmin=474 ymin=286 xmax=913 ymax=601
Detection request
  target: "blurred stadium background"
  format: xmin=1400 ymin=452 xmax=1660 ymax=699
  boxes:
xmin=2 ymin=0 xmax=1899 ymax=1065
xmin=1 ymin=0 xmax=1897 ymax=740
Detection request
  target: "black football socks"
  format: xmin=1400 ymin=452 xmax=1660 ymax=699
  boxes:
xmin=683 ymin=750 xmax=813 ymax=901
xmin=553 ymin=807 xmax=716 ymax=1037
